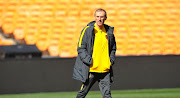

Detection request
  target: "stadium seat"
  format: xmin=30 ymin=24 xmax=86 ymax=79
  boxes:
xmin=68 ymin=3 xmax=80 ymax=16
xmin=2 ymin=11 xmax=15 ymax=34
xmin=0 ymin=0 xmax=4 ymax=27
xmin=175 ymin=43 xmax=180 ymax=55
xmin=136 ymin=38 xmax=150 ymax=55
xmin=45 ymin=0 xmax=56 ymax=4
xmin=24 ymin=27 xmax=37 ymax=45
xmin=2 ymin=22 xmax=14 ymax=34
xmin=14 ymin=27 xmax=24 ymax=40
xmin=162 ymin=44 xmax=175 ymax=55
xmin=6 ymin=0 xmax=18 ymax=11
xmin=149 ymin=39 xmax=163 ymax=55
xmin=124 ymin=38 xmax=138 ymax=55
xmin=21 ymin=0 xmax=33 ymax=5
xmin=59 ymin=43 xmax=72 ymax=58
xmin=48 ymin=40 xmax=59 ymax=57
xmin=0 ymin=40 xmax=14 ymax=45
xmin=59 ymin=49 xmax=71 ymax=58
xmin=30 ymin=5 xmax=42 ymax=17
xmin=34 ymin=0 xmax=44 ymax=5
xmin=13 ymin=13 xmax=27 ymax=40
xmin=36 ymin=37 xmax=49 ymax=51
xmin=116 ymin=41 xmax=127 ymax=56
xmin=0 ymin=0 xmax=180 ymax=57
xmin=162 ymin=33 xmax=177 ymax=55
xmin=2 ymin=0 xmax=18 ymax=34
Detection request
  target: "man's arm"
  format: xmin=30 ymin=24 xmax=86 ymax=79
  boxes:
xmin=110 ymin=35 xmax=116 ymax=65
xmin=77 ymin=26 xmax=93 ymax=66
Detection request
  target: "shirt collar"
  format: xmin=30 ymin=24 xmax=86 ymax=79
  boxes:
xmin=94 ymin=23 xmax=106 ymax=32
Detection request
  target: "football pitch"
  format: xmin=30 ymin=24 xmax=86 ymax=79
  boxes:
xmin=0 ymin=88 xmax=180 ymax=98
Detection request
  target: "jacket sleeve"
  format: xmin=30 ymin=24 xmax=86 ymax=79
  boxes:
xmin=77 ymin=26 xmax=93 ymax=66
xmin=110 ymin=34 xmax=116 ymax=66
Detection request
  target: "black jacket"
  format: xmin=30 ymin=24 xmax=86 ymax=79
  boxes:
xmin=72 ymin=21 xmax=116 ymax=83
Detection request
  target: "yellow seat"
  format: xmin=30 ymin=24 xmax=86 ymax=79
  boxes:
xmin=162 ymin=44 xmax=175 ymax=55
xmin=48 ymin=40 xmax=60 ymax=57
xmin=59 ymin=49 xmax=71 ymax=58
xmin=0 ymin=40 xmax=14 ymax=45
xmin=25 ymin=35 xmax=36 ymax=45
xmin=45 ymin=0 xmax=56 ymax=4
xmin=136 ymin=38 xmax=151 ymax=55
xmin=42 ymin=3 xmax=54 ymax=11
xmin=162 ymin=34 xmax=177 ymax=55
xmin=68 ymin=3 xmax=80 ymax=16
xmin=34 ymin=0 xmax=44 ymax=5
xmin=116 ymin=41 xmax=127 ymax=56
xmin=149 ymin=40 xmax=163 ymax=55
xmin=21 ymin=0 xmax=33 ymax=5
xmin=123 ymin=38 xmax=138 ymax=55
xmin=5 ymin=0 xmax=18 ymax=12
xmin=2 ymin=10 xmax=15 ymax=34
xmin=59 ymin=42 xmax=73 ymax=58
xmin=0 ymin=0 xmax=4 ymax=27
xmin=36 ymin=38 xmax=49 ymax=51
xmin=80 ymin=9 xmax=91 ymax=16
xmin=48 ymin=45 xmax=59 ymax=57
xmin=175 ymin=42 xmax=180 ymax=55
xmin=24 ymin=27 xmax=37 ymax=45
xmin=14 ymin=28 xmax=25 ymax=40
xmin=13 ymin=15 xmax=27 ymax=40
xmin=69 ymin=43 xmax=78 ymax=57
xmin=2 ymin=22 xmax=14 ymax=34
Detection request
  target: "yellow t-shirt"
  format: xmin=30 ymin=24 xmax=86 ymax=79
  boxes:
xmin=89 ymin=23 xmax=111 ymax=73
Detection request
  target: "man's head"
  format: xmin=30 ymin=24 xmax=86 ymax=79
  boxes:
xmin=94 ymin=8 xmax=107 ymax=28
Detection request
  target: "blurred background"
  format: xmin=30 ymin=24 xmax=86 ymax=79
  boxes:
xmin=0 ymin=0 xmax=180 ymax=58
xmin=0 ymin=0 xmax=180 ymax=95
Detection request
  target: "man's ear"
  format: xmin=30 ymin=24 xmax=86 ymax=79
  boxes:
xmin=105 ymin=17 xmax=107 ymax=20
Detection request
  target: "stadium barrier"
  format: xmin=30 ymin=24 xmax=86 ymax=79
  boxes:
xmin=0 ymin=45 xmax=42 ymax=59
xmin=0 ymin=55 xmax=180 ymax=94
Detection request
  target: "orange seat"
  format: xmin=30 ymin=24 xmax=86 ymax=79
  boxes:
xmin=136 ymin=38 xmax=151 ymax=55
xmin=116 ymin=42 xmax=127 ymax=56
xmin=14 ymin=28 xmax=24 ymax=40
xmin=162 ymin=44 xmax=175 ymax=55
xmin=59 ymin=42 xmax=73 ymax=58
xmin=123 ymin=37 xmax=138 ymax=55
xmin=162 ymin=35 xmax=176 ymax=55
xmin=0 ymin=40 xmax=14 ymax=45
xmin=2 ymin=11 xmax=15 ymax=34
xmin=36 ymin=38 xmax=49 ymax=51
xmin=25 ymin=35 xmax=36 ymax=45
xmin=21 ymin=0 xmax=33 ymax=5
xmin=175 ymin=43 xmax=180 ymax=55
xmin=2 ymin=22 xmax=14 ymax=34
xmin=59 ymin=49 xmax=71 ymax=58
xmin=13 ymin=14 xmax=27 ymax=40
xmin=24 ymin=27 xmax=37 ymax=45
xmin=0 ymin=0 xmax=4 ymax=27
xmin=149 ymin=40 xmax=163 ymax=55
xmin=59 ymin=45 xmax=77 ymax=58
xmin=48 ymin=43 xmax=59 ymax=57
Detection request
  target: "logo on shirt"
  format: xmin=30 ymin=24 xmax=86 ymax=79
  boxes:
xmin=105 ymin=35 xmax=108 ymax=40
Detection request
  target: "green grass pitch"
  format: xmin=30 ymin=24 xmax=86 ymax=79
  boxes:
xmin=0 ymin=88 xmax=180 ymax=98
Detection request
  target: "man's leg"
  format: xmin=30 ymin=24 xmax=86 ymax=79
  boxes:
xmin=98 ymin=73 xmax=111 ymax=98
xmin=76 ymin=73 xmax=97 ymax=98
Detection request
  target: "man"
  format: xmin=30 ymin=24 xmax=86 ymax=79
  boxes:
xmin=73 ymin=8 xmax=116 ymax=98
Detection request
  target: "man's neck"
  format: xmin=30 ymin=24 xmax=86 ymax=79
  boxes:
xmin=96 ymin=24 xmax=103 ymax=30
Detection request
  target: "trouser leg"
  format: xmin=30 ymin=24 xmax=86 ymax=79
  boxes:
xmin=98 ymin=73 xmax=111 ymax=98
xmin=76 ymin=73 xmax=96 ymax=98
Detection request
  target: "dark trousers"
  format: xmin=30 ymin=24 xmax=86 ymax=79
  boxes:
xmin=76 ymin=72 xmax=111 ymax=98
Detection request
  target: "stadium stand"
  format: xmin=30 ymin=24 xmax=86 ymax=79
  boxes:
xmin=0 ymin=0 xmax=180 ymax=57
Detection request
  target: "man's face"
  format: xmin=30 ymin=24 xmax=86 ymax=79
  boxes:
xmin=95 ymin=11 xmax=106 ymax=27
